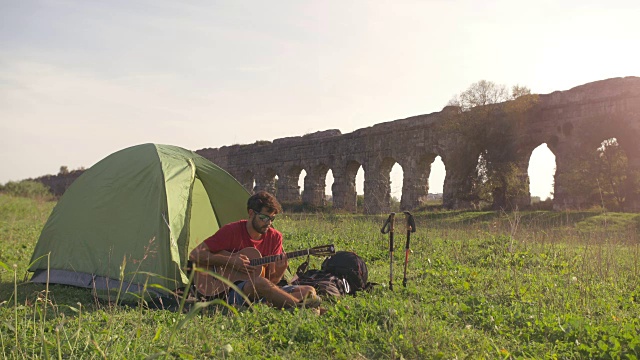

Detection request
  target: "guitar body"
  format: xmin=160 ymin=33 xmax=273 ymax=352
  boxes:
xmin=194 ymin=247 xmax=265 ymax=297
xmin=193 ymin=244 xmax=335 ymax=298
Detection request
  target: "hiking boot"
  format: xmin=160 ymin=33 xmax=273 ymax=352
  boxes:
xmin=298 ymin=293 xmax=322 ymax=309
xmin=308 ymin=306 xmax=329 ymax=316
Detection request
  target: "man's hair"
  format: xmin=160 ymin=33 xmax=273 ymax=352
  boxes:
xmin=247 ymin=191 xmax=282 ymax=214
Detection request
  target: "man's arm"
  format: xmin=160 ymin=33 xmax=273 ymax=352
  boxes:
xmin=189 ymin=243 xmax=257 ymax=275
xmin=266 ymin=256 xmax=288 ymax=283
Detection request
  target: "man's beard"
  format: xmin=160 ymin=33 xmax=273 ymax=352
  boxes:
xmin=252 ymin=217 xmax=269 ymax=235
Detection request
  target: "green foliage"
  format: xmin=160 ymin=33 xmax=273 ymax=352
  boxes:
xmin=592 ymin=139 xmax=636 ymax=210
xmin=558 ymin=138 xmax=640 ymax=211
xmin=447 ymin=80 xmax=510 ymax=111
xmin=575 ymin=212 xmax=640 ymax=234
xmin=281 ymin=201 xmax=333 ymax=213
xmin=0 ymin=180 xmax=53 ymax=200
xmin=443 ymin=81 xmax=540 ymax=210
xmin=356 ymin=194 xmax=364 ymax=211
xmin=389 ymin=196 xmax=400 ymax=212
xmin=1 ymin=197 xmax=640 ymax=359
xmin=0 ymin=195 xmax=55 ymax=286
xmin=530 ymin=197 xmax=554 ymax=211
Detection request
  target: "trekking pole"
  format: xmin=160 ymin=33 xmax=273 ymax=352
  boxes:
xmin=381 ymin=212 xmax=396 ymax=290
xmin=402 ymin=211 xmax=416 ymax=288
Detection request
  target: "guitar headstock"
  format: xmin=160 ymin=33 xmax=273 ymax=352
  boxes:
xmin=309 ymin=244 xmax=336 ymax=256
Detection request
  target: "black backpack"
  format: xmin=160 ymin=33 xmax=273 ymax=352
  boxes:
xmin=321 ymin=251 xmax=371 ymax=294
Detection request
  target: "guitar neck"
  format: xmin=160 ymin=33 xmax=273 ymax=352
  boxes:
xmin=249 ymin=249 xmax=310 ymax=266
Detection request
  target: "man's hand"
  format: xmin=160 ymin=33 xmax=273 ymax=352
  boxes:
xmin=274 ymin=253 xmax=287 ymax=269
xmin=267 ymin=253 xmax=288 ymax=283
xmin=230 ymin=253 xmax=258 ymax=275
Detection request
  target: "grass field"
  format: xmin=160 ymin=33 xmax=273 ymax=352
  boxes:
xmin=1 ymin=193 xmax=640 ymax=359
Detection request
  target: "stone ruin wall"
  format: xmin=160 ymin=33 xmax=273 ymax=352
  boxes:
xmin=34 ymin=77 xmax=640 ymax=213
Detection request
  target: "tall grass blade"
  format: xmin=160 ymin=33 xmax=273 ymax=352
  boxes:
xmin=0 ymin=260 xmax=10 ymax=272
xmin=89 ymin=333 xmax=107 ymax=360
xmin=13 ymin=264 xmax=19 ymax=353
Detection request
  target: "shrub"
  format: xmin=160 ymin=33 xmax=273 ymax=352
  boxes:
xmin=0 ymin=180 xmax=53 ymax=200
xmin=530 ymin=198 xmax=554 ymax=211
xmin=281 ymin=201 xmax=333 ymax=213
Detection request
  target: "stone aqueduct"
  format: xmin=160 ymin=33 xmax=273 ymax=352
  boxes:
xmin=194 ymin=77 xmax=640 ymax=213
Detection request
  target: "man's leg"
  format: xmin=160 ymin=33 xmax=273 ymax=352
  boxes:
xmin=241 ymin=276 xmax=306 ymax=308
xmin=281 ymin=285 xmax=318 ymax=303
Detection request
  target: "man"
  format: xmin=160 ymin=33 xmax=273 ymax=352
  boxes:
xmin=189 ymin=191 xmax=320 ymax=308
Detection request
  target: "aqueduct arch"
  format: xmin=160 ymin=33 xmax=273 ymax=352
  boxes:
xmin=276 ymin=165 xmax=303 ymax=203
xmin=302 ymin=163 xmax=330 ymax=207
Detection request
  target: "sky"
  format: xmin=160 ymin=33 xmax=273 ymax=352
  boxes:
xmin=1 ymin=0 xmax=639 ymax=200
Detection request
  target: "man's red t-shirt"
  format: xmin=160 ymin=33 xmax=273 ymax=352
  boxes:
xmin=203 ymin=220 xmax=283 ymax=257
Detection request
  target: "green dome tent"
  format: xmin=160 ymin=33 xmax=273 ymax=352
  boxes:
xmin=29 ymin=143 xmax=250 ymax=301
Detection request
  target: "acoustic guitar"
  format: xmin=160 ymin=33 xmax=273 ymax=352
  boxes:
xmin=194 ymin=244 xmax=335 ymax=297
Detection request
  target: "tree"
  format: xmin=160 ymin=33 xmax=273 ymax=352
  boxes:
xmin=591 ymin=138 xmax=638 ymax=211
xmin=511 ymin=84 xmax=531 ymax=99
xmin=558 ymin=138 xmax=639 ymax=211
xmin=446 ymin=80 xmax=534 ymax=209
xmin=447 ymin=80 xmax=529 ymax=112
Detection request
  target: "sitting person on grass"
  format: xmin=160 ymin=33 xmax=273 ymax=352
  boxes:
xmin=189 ymin=191 xmax=321 ymax=309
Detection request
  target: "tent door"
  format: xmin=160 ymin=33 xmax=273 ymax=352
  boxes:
xmin=188 ymin=176 xmax=219 ymax=252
